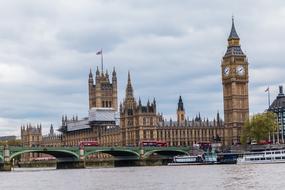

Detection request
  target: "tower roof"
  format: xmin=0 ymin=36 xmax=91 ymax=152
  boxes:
xmin=177 ymin=96 xmax=184 ymax=111
xmin=89 ymin=68 xmax=93 ymax=78
xmin=269 ymin=85 xmax=285 ymax=110
xmin=224 ymin=17 xmax=244 ymax=57
xmin=228 ymin=17 xmax=239 ymax=40
xmin=125 ymin=71 xmax=134 ymax=98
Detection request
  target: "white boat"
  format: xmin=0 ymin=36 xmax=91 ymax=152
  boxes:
xmin=168 ymin=155 xmax=203 ymax=166
xmin=237 ymin=149 xmax=285 ymax=164
xmin=168 ymin=152 xmax=217 ymax=166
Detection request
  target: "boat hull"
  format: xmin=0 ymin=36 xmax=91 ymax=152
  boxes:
xmin=237 ymin=159 xmax=285 ymax=165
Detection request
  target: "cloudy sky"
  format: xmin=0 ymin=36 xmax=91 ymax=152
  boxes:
xmin=0 ymin=0 xmax=284 ymax=136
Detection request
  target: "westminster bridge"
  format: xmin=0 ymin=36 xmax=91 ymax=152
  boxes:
xmin=0 ymin=146 xmax=192 ymax=171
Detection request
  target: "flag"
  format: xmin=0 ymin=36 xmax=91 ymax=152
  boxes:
xmin=96 ymin=50 xmax=102 ymax=55
xmin=265 ymin=87 xmax=269 ymax=92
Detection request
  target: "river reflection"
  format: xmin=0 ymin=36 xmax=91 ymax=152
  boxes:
xmin=1 ymin=164 xmax=285 ymax=190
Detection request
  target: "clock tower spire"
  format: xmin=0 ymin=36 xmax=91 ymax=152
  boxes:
xmin=221 ymin=18 xmax=249 ymax=145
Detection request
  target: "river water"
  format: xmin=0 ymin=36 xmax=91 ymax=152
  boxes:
xmin=0 ymin=164 xmax=284 ymax=190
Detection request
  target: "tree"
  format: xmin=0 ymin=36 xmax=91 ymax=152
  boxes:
xmin=241 ymin=112 xmax=278 ymax=144
xmin=0 ymin=139 xmax=22 ymax=146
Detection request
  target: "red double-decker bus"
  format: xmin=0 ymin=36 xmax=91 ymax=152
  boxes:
xmin=79 ymin=141 xmax=99 ymax=147
xmin=140 ymin=140 xmax=167 ymax=147
xmin=197 ymin=141 xmax=211 ymax=151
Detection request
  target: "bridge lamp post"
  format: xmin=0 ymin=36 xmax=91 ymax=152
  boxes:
xmin=79 ymin=145 xmax=85 ymax=160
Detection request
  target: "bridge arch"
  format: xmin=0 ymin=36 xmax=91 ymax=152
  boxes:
xmin=143 ymin=149 xmax=189 ymax=158
xmin=85 ymin=149 xmax=140 ymax=159
xmin=9 ymin=149 xmax=80 ymax=161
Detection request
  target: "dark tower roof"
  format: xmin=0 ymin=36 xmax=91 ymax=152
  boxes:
xmin=177 ymin=96 xmax=184 ymax=111
xmin=89 ymin=68 xmax=93 ymax=78
xmin=89 ymin=68 xmax=94 ymax=84
xmin=96 ymin=66 xmax=100 ymax=76
xmin=269 ymin=85 xmax=285 ymax=110
xmin=228 ymin=17 xmax=240 ymax=40
xmin=125 ymin=71 xmax=134 ymax=98
xmin=112 ymin=67 xmax=116 ymax=77
xmin=224 ymin=17 xmax=244 ymax=57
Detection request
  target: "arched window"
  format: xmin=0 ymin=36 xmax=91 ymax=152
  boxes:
xmin=150 ymin=117 xmax=153 ymax=126
xmin=143 ymin=118 xmax=146 ymax=125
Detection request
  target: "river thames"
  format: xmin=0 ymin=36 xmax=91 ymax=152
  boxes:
xmin=1 ymin=164 xmax=284 ymax=190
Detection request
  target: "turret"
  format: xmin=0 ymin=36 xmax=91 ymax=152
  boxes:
xmin=112 ymin=67 xmax=118 ymax=111
xmin=96 ymin=66 xmax=100 ymax=78
xmin=112 ymin=67 xmax=116 ymax=78
xmin=105 ymin=69 xmax=109 ymax=82
xmin=217 ymin=111 xmax=221 ymax=125
xmin=49 ymin=124 xmax=54 ymax=136
xmin=277 ymin=85 xmax=285 ymax=99
xmin=177 ymin=96 xmax=186 ymax=126
xmin=89 ymin=68 xmax=93 ymax=84
xmin=125 ymin=71 xmax=134 ymax=99
xmin=153 ymin=98 xmax=156 ymax=112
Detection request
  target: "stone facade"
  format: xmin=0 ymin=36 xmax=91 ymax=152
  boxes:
xmin=119 ymin=73 xmax=224 ymax=146
xmin=42 ymin=125 xmax=62 ymax=147
xmin=21 ymin=124 xmax=42 ymax=147
xmin=21 ymin=124 xmax=43 ymax=161
xmin=21 ymin=124 xmax=62 ymax=160
xmin=88 ymin=67 xmax=118 ymax=111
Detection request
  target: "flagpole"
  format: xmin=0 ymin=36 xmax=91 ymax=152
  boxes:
xmin=266 ymin=86 xmax=271 ymax=142
xmin=267 ymin=87 xmax=271 ymax=108
xmin=101 ymin=49 xmax=104 ymax=73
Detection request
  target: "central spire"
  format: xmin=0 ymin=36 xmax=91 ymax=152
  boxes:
xmin=126 ymin=71 xmax=134 ymax=98
xmin=177 ymin=96 xmax=184 ymax=111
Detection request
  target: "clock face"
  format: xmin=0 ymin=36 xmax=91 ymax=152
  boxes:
xmin=236 ymin=65 xmax=245 ymax=76
xmin=223 ymin=67 xmax=230 ymax=76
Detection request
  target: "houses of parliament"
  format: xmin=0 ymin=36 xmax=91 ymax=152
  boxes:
xmin=21 ymin=18 xmax=249 ymax=150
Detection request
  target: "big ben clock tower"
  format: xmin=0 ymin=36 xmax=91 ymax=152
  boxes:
xmin=222 ymin=18 xmax=249 ymax=145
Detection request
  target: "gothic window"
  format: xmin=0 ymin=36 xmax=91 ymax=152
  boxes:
xmin=128 ymin=109 xmax=133 ymax=115
xmin=150 ymin=117 xmax=153 ymax=126
xmin=143 ymin=117 xmax=146 ymax=125
xmin=150 ymin=130 xmax=153 ymax=139
xmin=128 ymin=119 xmax=132 ymax=126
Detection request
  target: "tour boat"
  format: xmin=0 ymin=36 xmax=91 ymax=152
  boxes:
xmin=237 ymin=149 xmax=285 ymax=164
xmin=168 ymin=152 xmax=217 ymax=166
xmin=168 ymin=155 xmax=203 ymax=166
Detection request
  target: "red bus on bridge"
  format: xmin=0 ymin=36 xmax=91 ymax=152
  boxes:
xmin=140 ymin=140 xmax=167 ymax=147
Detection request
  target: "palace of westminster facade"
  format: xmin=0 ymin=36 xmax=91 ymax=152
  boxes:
xmin=21 ymin=19 xmax=250 ymax=149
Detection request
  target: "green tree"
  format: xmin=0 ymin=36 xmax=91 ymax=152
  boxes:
xmin=241 ymin=112 xmax=278 ymax=144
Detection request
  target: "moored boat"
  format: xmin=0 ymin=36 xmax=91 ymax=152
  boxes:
xmin=168 ymin=151 xmax=217 ymax=166
xmin=237 ymin=149 xmax=285 ymax=164
xmin=168 ymin=155 xmax=203 ymax=166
